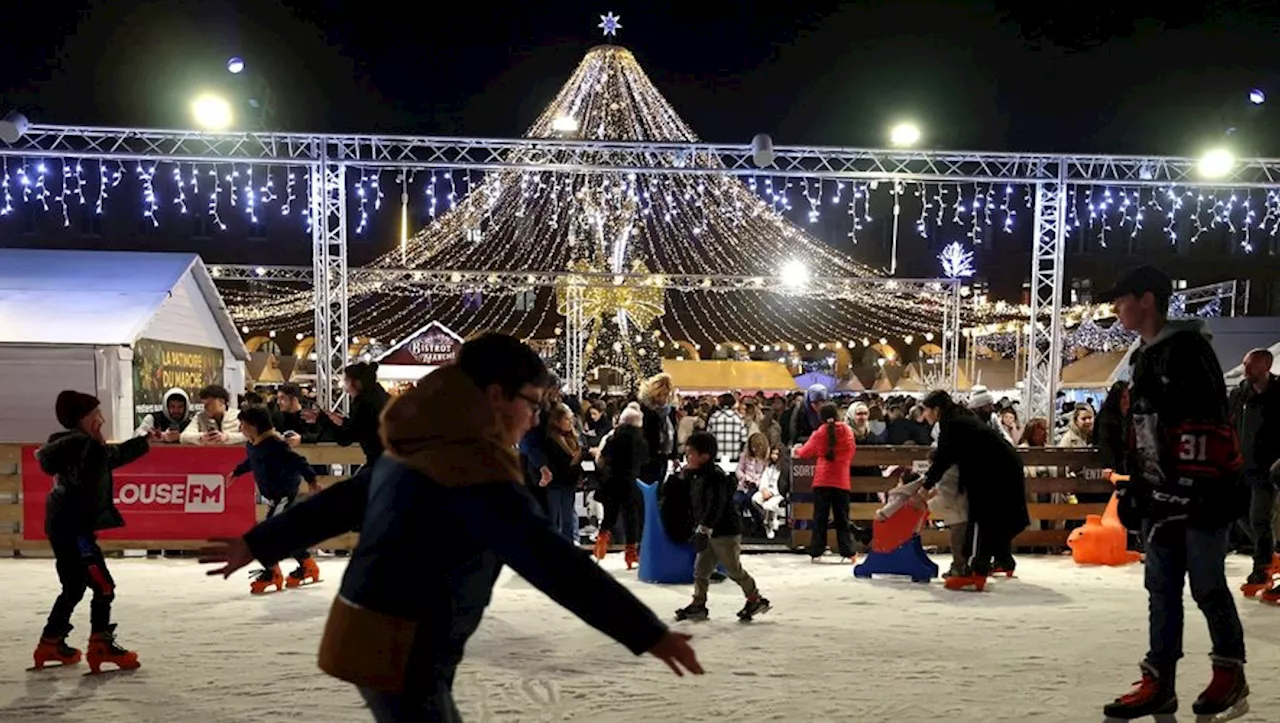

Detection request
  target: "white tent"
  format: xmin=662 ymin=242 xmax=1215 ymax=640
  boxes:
xmin=0 ymin=249 xmax=248 ymax=441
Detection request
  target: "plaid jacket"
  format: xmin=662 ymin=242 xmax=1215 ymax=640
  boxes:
xmin=706 ymin=408 xmax=748 ymax=461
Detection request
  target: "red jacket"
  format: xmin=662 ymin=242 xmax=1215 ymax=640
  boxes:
xmin=796 ymin=421 xmax=856 ymax=491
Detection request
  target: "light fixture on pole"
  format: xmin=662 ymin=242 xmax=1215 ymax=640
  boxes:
xmin=551 ymin=115 xmax=579 ymax=133
xmin=779 ymin=260 xmax=810 ymax=289
xmin=0 ymin=110 xmax=29 ymax=144
xmin=889 ymin=122 xmax=921 ymax=147
xmin=191 ymin=94 xmax=233 ymax=130
xmin=1198 ymin=148 xmax=1235 ymax=179
xmin=227 ymin=56 xmax=245 ymax=74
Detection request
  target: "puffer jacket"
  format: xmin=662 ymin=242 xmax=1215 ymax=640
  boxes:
xmin=38 ymin=431 xmax=149 ymax=538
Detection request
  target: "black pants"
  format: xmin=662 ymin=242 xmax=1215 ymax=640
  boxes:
xmin=265 ymin=495 xmax=311 ymax=563
xmin=601 ymin=484 xmax=642 ymax=545
xmin=963 ymin=521 xmax=1016 ymax=575
xmin=1247 ymin=470 xmax=1278 ymax=572
xmin=44 ymin=534 xmax=115 ymax=638
xmin=809 ymin=487 xmax=855 ymax=558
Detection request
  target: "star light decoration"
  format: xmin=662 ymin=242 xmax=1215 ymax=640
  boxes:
xmin=937 ymin=241 xmax=975 ymax=279
xmin=598 ymin=12 xmax=622 ymax=37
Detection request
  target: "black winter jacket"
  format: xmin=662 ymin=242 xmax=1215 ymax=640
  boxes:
xmin=38 ymin=431 xmax=149 ymax=538
xmin=688 ymin=463 xmax=741 ymax=538
xmin=1121 ymin=319 xmax=1244 ymax=529
xmin=1228 ymin=374 xmax=1280 ymax=476
xmin=923 ymin=411 xmax=1029 ymax=537
xmin=231 ymin=433 xmax=318 ymax=500
xmin=600 ymin=425 xmax=647 ymax=505
xmin=325 ymin=385 xmax=391 ymax=465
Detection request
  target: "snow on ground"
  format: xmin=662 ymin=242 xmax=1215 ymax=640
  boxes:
xmin=1 ymin=553 xmax=1278 ymax=722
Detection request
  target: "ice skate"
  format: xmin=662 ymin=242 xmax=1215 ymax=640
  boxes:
xmin=623 ymin=543 xmax=638 ymax=570
xmin=991 ymin=557 xmax=1017 ymax=578
xmin=1259 ymin=583 xmax=1280 ymax=604
xmin=1102 ymin=662 xmax=1177 ymax=721
xmin=1191 ymin=663 xmax=1249 ymax=723
xmin=1240 ymin=568 xmax=1272 ymax=598
xmin=737 ymin=595 xmax=771 ymax=622
xmin=943 ymin=573 xmax=987 ymax=592
xmin=30 ymin=632 xmax=81 ymax=671
xmin=285 ymin=558 xmax=322 ymax=588
xmin=249 ymin=565 xmax=284 ymax=594
xmin=674 ymin=603 xmax=709 ymax=622
xmin=85 ymin=624 xmax=140 ymax=674
xmin=593 ymin=530 xmax=611 ymax=561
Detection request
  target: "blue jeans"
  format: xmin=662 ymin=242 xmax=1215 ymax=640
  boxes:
xmin=359 ymin=684 xmax=460 ymax=722
xmin=546 ymin=486 xmax=577 ymax=542
xmin=1142 ymin=521 xmax=1246 ymax=674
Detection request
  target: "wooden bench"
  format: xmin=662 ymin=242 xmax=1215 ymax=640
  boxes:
xmin=788 ymin=446 xmax=1110 ymax=552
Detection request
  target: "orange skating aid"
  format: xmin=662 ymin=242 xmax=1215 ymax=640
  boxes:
xmin=250 ymin=565 xmax=285 ymax=594
xmin=285 ymin=558 xmax=322 ymax=588
xmin=86 ymin=625 xmax=140 ymax=674
xmin=1067 ymin=472 xmax=1141 ymax=567
xmin=31 ymin=636 xmax=81 ymax=670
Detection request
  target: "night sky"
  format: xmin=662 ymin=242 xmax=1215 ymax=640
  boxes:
xmin=3 ymin=1 xmax=1279 ymax=156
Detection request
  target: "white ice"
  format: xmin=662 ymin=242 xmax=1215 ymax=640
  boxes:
xmin=1 ymin=553 xmax=1277 ymax=722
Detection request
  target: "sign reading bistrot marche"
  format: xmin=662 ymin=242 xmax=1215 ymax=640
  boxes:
xmin=378 ymin=321 xmax=463 ymax=366
xmin=22 ymin=445 xmax=255 ymax=540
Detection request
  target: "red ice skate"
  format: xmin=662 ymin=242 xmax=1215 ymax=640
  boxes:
xmin=1241 ymin=553 xmax=1280 ymax=598
xmin=250 ymin=565 xmax=284 ymax=594
xmin=624 ymin=544 xmax=639 ymax=570
xmin=593 ymin=530 xmax=611 ymax=561
xmin=943 ymin=573 xmax=987 ymax=592
xmin=86 ymin=625 xmax=140 ymax=674
xmin=285 ymin=558 xmax=322 ymax=588
xmin=1102 ymin=662 xmax=1177 ymax=721
xmin=31 ymin=635 xmax=81 ymax=670
xmin=1191 ymin=662 xmax=1249 ymax=722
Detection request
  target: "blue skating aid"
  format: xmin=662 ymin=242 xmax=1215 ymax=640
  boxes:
xmin=637 ymin=480 xmax=696 ymax=585
xmin=853 ymin=506 xmax=937 ymax=583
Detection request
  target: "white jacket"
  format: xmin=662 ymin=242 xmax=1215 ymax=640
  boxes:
xmin=180 ymin=407 xmax=247 ymax=445
xmin=757 ymin=464 xmax=781 ymax=499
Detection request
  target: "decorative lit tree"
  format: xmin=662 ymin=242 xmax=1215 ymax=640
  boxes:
xmin=230 ymin=40 xmax=949 ymax=389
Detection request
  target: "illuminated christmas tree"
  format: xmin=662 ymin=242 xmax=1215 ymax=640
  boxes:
xmin=231 ymin=40 xmax=946 ymax=382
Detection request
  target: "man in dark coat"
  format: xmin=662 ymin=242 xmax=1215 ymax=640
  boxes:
xmin=920 ymin=390 xmax=1028 ymax=590
xmin=33 ymin=391 xmax=149 ymax=673
xmin=200 ymin=334 xmax=702 ymax=721
xmin=1229 ymin=348 xmax=1280 ymax=594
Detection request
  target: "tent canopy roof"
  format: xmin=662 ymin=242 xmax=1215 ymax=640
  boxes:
xmin=1060 ymin=350 xmax=1128 ymax=389
xmin=0 ymin=249 xmax=246 ymax=359
xmin=662 ymin=360 xmax=798 ymax=393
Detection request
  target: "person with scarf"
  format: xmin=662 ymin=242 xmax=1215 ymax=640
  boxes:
xmin=543 ymin=403 xmax=584 ymax=542
xmin=199 ymin=333 xmax=703 ymax=721
xmin=639 ymin=373 xmax=679 ymax=484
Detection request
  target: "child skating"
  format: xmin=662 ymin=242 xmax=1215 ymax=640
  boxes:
xmin=675 ymin=432 xmax=771 ymax=622
xmin=229 ymin=407 xmax=323 ymax=594
xmin=32 ymin=391 xmax=149 ymax=674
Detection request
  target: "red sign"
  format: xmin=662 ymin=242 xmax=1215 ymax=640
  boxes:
xmin=22 ymin=444 xmax=257 ymax=540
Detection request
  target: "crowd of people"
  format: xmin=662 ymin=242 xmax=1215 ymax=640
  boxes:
xmin=26 ymin=264 xmax=1272 ymax=722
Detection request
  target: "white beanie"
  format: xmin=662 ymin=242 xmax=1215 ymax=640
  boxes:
xmin=619 ymin=401 xmax=644 ymax=427
xmin=968 ymin=385 xmax=995 ymax=410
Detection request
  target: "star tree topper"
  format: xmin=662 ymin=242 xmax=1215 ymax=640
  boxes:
xmin=598 ymin=12 xmax=622 ymax=37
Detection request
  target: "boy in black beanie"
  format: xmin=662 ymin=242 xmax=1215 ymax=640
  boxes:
xmin=32 ymin=390 xmax=149 ymax=673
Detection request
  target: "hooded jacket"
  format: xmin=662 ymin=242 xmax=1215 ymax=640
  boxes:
xmin=133 ymin=387 xmax=193 ymax=438
xmin=313 ymin=365 xmax=667 ymax=694
xmin=1121 ymin=319 xmax=1244 ymax=529
xmin=1228 ymin=373 xmax=1280 ymax=476
xmin=38 ymin=430 xmax=149 ymax=538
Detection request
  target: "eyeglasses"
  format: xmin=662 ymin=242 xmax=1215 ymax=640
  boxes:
xmin=515 ymin=391 xmax=543 ymax=413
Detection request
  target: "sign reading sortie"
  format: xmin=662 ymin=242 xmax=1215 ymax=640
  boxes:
xmin=21 ymin=445 xmax=256 ymax=540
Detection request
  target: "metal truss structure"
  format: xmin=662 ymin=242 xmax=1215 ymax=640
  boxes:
xmin=4 ymin=123 xmax=1272 ymax=405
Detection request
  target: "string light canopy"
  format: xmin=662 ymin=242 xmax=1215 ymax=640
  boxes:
xmin=224 ymin=42 xmax=955 ymax=362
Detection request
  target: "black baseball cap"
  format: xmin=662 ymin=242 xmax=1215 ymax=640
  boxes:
xmin=1097 ymin=265 xmax=1173 ymax=305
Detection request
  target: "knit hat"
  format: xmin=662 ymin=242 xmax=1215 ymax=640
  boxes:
xmin=619 ymin=401 xmax=644 ymax=427
xmin=968 ymin=385 xmax=994 ymax=410
xmin=56 ymin=390 xmax=100 ymax=430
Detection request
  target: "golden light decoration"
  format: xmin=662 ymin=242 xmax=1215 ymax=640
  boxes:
xmin=555 ymin=258 xmax=665 ymax=331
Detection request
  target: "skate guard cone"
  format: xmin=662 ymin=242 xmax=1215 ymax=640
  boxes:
xmin=1066 ymin=471 xmax=1140 ymax=567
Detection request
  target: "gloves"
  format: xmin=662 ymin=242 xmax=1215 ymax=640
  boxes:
xmin=1113 ymin=476 xmax=1146 ymax=532
xmin=692 ymin=531 xmax=710 ymax=553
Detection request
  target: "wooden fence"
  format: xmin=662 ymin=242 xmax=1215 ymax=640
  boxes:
xmin=0 ymin=443 xmax=366 ymax=556
xmin=1 ymin=442 xmax=1110 ymax=556
xmin=789 ymin=446 xmax=1110 ymax=552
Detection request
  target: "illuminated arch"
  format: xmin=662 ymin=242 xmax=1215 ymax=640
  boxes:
xmin=244 ymin=336 xmax=271 ymax=353
xmin=672 ymin=340 xmax=699 ymax=360
xmin=293 ymin=337 xmax=316 ymax=359
xmin=829 ymin=343 xmax=853 ymax=377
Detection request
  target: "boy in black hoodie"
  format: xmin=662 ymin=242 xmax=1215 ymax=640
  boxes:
xmin=1099 ymin=266 xmax=1248 ymax=722
xmin=230 ymin=406 xmax=322 ymax=594
xmin=675 ymin=431 xmax=771 ymax=622
xmin=33 ymin=391 xmax=149 ymax=673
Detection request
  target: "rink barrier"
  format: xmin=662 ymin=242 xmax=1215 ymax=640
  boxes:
xmin=0 ymin=443 xmax=362 ymax=556
xmin=789 ymin=446 xmax=1109 ymax=552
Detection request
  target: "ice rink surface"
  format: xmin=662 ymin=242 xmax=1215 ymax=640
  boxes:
xmin=1 ymin=553 xmax=1277 ymax=722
